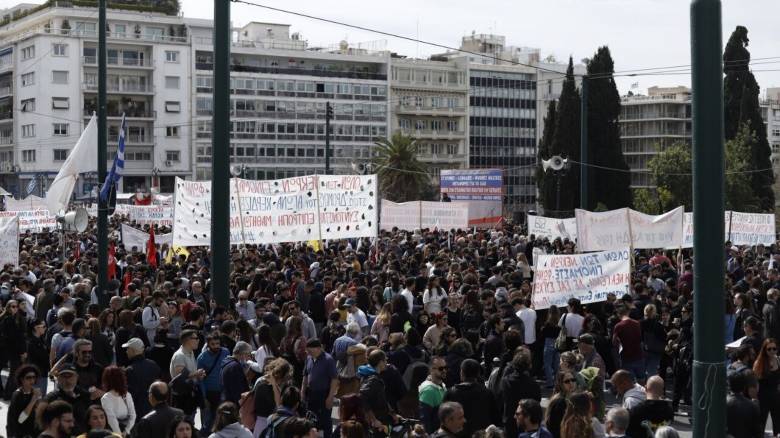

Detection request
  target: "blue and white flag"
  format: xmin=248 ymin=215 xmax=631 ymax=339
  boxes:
xmin=25 ymin=176 xmax=37 ymax=196
xmin=99 ymin=114 xmax=126 ymax=202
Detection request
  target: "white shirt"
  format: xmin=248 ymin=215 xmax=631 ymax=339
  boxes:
xmin=516 ymin=307 xmax=537 ymax=344
xmin=141 ymin=305 xmax=161 ymax=345
xmin=235 ymin=300 xmax=256 ymax=321
xmin=422 ymin=288 xmax=447 ymax=315
xmin=101 ymin=390 xmax=136 ymax=434
xmin=559 ymin=313 xmax=585 ymax=338
xmin=400 ymin=289 xmax=414 ymax=314
xmin=348 ymin=308 xmax=369 ymax=331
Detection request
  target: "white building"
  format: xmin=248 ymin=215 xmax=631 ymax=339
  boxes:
xmin=761 ymin=87 xmax=780 ymax=213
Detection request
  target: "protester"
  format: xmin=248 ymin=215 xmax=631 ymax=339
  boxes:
xmin=38 ymin=400 xmax=76 ymax=438
xmin=209 ymin=402 xmax=253 ymax=438
xmin=7 ymin=363 xmax=42 ymax=438
xmin=130 ymin=381 xmax=184 ymax=438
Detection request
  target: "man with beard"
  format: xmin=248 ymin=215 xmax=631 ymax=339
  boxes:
xmin=42 ymin=365 xmax=91 ymax=436
xmin=37 ymin=400 xmax=75 ymax=438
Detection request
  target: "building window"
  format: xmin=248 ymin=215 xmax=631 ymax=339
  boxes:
xmin=447 ymin=120 xmax=458 ymax=131
xmin=53 ymin=149 xmax=68 ymax=161
xmin=52 ymin=70 xmax=69 ymax=84
xmin=165 ymin=51 xmax=179 ymax=63
xmin=22 ymin=150 xmax=35 ymax=162
xmin=773 ymin=128 xmax=780 ymax=137
xmin=20 ymin=98 xmax=35 ymax=112
xmin=21 ymin=72 xmax=34 ymax=87
xmin=21 ymin=124 xmax=35 ymax=138
xmin=166 ymin=126 xmax=179 ymax=137
xmin=166 ymin=150 xmax=180 ymax=162
xmin=447 ymin=144 xmax=458 ymax=155
xmin=165 ymin=76 xmax=180 ymax=89
xmin=53 ymin=123 xmax=68 ymax=136
xmin=52 ymin=97 xmax=70 ymax=109
xmin=52 ymin=43 xmax=67 ymax=57
xmin=21 ymin=45 xmax=34 ymax=60
xmin=165 ymin=101 xmax=180 ymax=113
xmin=114 ymin=24 xmax=126 ymax=37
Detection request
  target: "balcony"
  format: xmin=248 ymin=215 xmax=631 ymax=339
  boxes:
xmin=83 ymin=109 xmax=154 ymax=119
xmin=195 ymin=63 xmax=387 ymax=81
xmin=82 ymin=82 xmax=154 ymax=94
xmin=0 ymin=111 xmax=11 ymax=121
xmin=0 ymin=136 xmax=11 ymax=145
xmin=395 ymin=104 xmax=466 ymax=116
xmin=0 ymin=86 xmax=11 ymax=98
xmin=83 ymin=56 xmax=154 ymax=69
xmin=406 ymin=129 xmax=466 ymax=139
xmin=108 ymin=134 xmax=153 ymax=145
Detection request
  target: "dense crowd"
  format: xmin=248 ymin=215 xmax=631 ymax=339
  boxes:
xmin=0 ymin=213 xmax=774 ymax=438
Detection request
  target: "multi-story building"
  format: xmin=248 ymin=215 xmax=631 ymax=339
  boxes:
xmin=0 ymin=2 xmax=191 ymax=196
xmin=761 ymin=87 xmax=780 ymax=213
xmin=389 ymin=57 xmax=469 ymax=182
xmin=619 ymin=86 xmax=692 ymax=188
xmin=189 ymin=22 xmax=390 ymax=181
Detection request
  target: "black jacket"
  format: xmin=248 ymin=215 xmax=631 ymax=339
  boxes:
xmin=130 ymin=403 xmax=184 ymax=438
xmin=359 ymin=371 xmax=392 ymax=423
xmin=499 ymin=366 xmax=541 ymax=438
xmin=444 ymin=381 xmax=499 ymax=436
xmin=26 ymin=334 xmax=50 ymax=374
xmin=126 ymin=354 xmax=162 ymax=418
xmin=763 ymin=300 xmax=780 ymax=340
xmin=44 ymin=386 xmax=92 ymax=436
xmin=727 ymin=394 xmax=763 ymax=438
xmin=626 ymin=399 xmax=674 ymax=438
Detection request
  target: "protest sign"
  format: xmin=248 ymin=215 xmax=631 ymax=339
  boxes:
xmin=440 ymin=169 xmax=502 ymax=227
xmin=420 ymin=201 xmax=469 ymax=230
xmin=121 ymin=224 xmax=172 ymax=251
xmin=532 ymin=248 xmax=631 ymax=310
xmin=128 ymin=206 xmax=174 ymax=227
xmin=380 ymin=200 xmax=420 ymax=231
xmin=6 ymin=195 xmax=46 ymax=211
xmin=729 ymin=211 xmax=776 ymax=246
xmin=173 ymin=178 xmax=212 ymax=247
xmin=628 ymin=207 xmax=684 ymax=249
xmin=575 ymin=208 xmax=631 ymax=252
xmin=0 ymin=210 xmax=58 ymax=233
xmin=677 ymin=211 xmax=733 ymax=248
xmin=0 ymin=216 xmax=18 ymax=268
xmin=318 ymin=174 xmax=377 ymax=240
xmin=527 ymin=215 xmax=578 ymax=241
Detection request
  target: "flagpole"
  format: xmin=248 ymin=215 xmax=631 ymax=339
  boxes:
xmin=97 ymin=0 xmax=108 ymax=294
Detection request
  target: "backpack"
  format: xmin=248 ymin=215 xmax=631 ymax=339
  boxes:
xmin=487 ymin=363 xmax=505 ymax=399
xmin=55 ymin=331 xmax=74 ymax=361
xmin=259 ymin=413 xmax=291 ymax=438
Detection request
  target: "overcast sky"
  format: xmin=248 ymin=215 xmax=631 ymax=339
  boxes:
xmin=4 ymin=0 xmax=779 ymax=95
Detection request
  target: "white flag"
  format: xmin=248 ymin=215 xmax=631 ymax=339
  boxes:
xmin=45 ymin=115 xmax=98 ymax=214
xmin=0 ymin=216 xmax=19 ymax=268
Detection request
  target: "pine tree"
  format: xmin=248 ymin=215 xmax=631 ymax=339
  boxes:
xmin=585 ymin=46 xmax=632 ymax=210
xmin=548 ymin=57 xmax=581 ymax=214
xmin=536 ymin=100 xmax=558 ymax=213
xmin=723 ymin=26 xmax=774 ymax=211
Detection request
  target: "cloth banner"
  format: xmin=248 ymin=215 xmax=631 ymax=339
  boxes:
xmin=6 ymin=195 xmax=46 ymax=211
xmin=173 ymin=175 xmax=378 ymax=247
xmin=0 ymin=216 xmax=19 ymax=268
xmin=128 ymin=205 xmax=174 ymax=227
xmin=526 ymin=215 xmax=578 ymax=241
xmin=121 ymin=224 xmax=172 ymax=251
xmin=532 ymin=248 xmax=631 ymax=310
xmin=575 ymin=208 xmax=631 ymax=252
xmin=380 ymin=200 xmax=420 ymax=231
xmin=379 ymin=200 xmax=469 ymax=231
xmin=677 ymin=211 xmax=733 ymax=249
xmin=0 ymin=210 xmax=58 ymax=233
xmin=729 ymin=212 xmax=776 ymax=246
xmin=627 ymin=206 xmax=684 ymax=249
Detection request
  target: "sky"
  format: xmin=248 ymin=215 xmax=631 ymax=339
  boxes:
xmin=3 ymin=0 xmax=779 ymax=96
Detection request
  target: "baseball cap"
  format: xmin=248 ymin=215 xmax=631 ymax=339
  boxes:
xmin=578 ymin=334 xmax=595 ymax=345
xmin=57 ymin=364 xmax=77 ymax=376
xmin=344 ymin=298 xmax=356 ymax=307
xmin=121 ymin=337 xmax=145 ymax=351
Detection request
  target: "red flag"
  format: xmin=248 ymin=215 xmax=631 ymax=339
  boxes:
xmin=123 ymin=270 xmax=132 ymax=295
xmin=107 ymin=242 xmax=117 ymax=280
xmin=147 ymin=227 xmax=157 ymax=268
xmin=73 ymin=241 xmax=80 ymax=260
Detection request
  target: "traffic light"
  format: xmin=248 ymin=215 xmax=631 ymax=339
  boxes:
xmin=326 ymin=102 xmax=333 ymax=119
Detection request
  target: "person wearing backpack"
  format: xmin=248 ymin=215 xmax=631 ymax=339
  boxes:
xmin=49 ymin=309 xmax=76 ymax=368
xmin=259 ymin=386 xmax=301 ymax=438
xmin=197 ymin=332 xmax=229 ymax=432
xmin=252 ymin=358 xmax=293 ymax=438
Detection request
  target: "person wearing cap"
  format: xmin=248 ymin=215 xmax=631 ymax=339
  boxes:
xmin=220 ymin=341 xmax=253 ymax=405
xmin=42 ymin=364 xmax=92 ymax=436
xmin=124 ymin=337 xmax=161 ymax=418
xmin=345 ymin=298 xmax=369 ymax=338
xmin=577 ymin=333 xmax=606 ymax=380
xmin=302 ymin=338 xmax=338 ymax=438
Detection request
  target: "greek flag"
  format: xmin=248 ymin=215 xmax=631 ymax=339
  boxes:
xmin=99 ymin=114 xmax=126 ymax=202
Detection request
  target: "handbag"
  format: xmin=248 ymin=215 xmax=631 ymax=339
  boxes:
xmin=555 ymin=314 xmax=569 ymax=352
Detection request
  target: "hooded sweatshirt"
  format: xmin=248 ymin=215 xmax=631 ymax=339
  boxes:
xmin=208 ymin=422 xmax=253 ymax=438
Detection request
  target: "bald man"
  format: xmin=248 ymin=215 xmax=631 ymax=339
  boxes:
xmin=130 ymin=382 xmax=183 ymax=438
xmin=626 ymin=376 xmax=675 ymax=438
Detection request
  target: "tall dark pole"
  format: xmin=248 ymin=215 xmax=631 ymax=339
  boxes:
xmin=211 ymin=0 xmax=231 ymax=307
xmin=97 ymin=0 xmax=108 ymax=293
xmin=691 ymin=0 xmax=726 ymax=436
xmin=579 ymin=76 xmax=588 ymax=210
xmin=325 ymin=102 xmax=332 ymax=174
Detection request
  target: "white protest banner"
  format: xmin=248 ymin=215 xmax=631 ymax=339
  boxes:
xmin=532 ymin=248 xmax=631 ymax=310
xmin=380 ymin=200 xmax=420 ymax=231
xmin=729 ymin=211 xmax=776 ymax=246
xmin=0 ymin=210 xmax=58 ymax=233
xmin=6 ymin=195 xmax=46 ymax=211
xmin=318 ymin=174 xmax=377 ymax=240
xmin=527 ymin=215 xmax=578 ymax=241
xmin=420 ymin=201 xmax=469 ymax=230
xmin=128 ymin=205 xmax=174 ymax=227
xmin=173 ymin=178 xmax=212 ymax=247
xmin=628 ymin=206 xmax=684 ymax=249
xmin=121 ymin=224 xmax=172 ymax=251
xmin=0 ymin=216 xmax=19 ymax=268
xmin=575 ymin=208 xmax=631 ymax=252
xmin=676 ymin=211 xmax=732 ymax=248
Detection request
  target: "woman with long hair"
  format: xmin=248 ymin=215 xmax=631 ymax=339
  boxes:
xmin=7 ymin=364 xmax=42 ymax=438
xmin=98 ymin=309 xmax=117 ymax=350
xmin=280 ymin=316 xmax=307 ymax=383
xmin=734 ymin=292 xmax=755 ymax=340
xmin=254 ymin=324 xmax=279 ymax=372
xmin=423 ymin=276 xmax=447 ymax=315
xmin=753 ymin=338 xmax=780 ymax=435
xmin=209 ymin=402 xmax=252 ymax=438
xmin=166 ymin=301 xmax=185 ymax=349
xmin=544 ymin=371 xmax=578 ymax=438
xmin=236 ymin=320 xmax=258 ymax=350
xmin=560 ymin=392 xmax=594 ymax=438
xmin=370 ymin=302 xmax=392 ymax=345
xmin=86 ymin=318 xmax=113 ymax=367
xmin=76 ymin=405 xmax=122 ymax=438
xmin=169 ymin=416 xmax=199 ymax=438
xmin=100 ymin=365 xmax=136 ymax=436
xmin=423 ymin=312 xmax=450 ymax=353
xmin=435 ymin=326 xmax=458 ymax=357
xmin=541 ymin=305 xmax=562 ymax=388
xmin=252 ymin=358 xmax=293 ymax=437
xmin=1 ymin=299 xmax=27 ymax=398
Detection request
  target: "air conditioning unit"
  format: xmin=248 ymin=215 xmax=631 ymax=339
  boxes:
xmin=164 ymin=160 xmax=172 ymax=167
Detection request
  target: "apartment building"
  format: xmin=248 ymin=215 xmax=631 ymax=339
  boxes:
xmin=619 ymin=86 xmax=692 ymax=188
xmin=761 ymin=87 xmax=780 ymax=212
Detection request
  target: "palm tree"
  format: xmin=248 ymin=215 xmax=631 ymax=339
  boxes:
xmin=372 ymin=132 xmax=430 ymax=202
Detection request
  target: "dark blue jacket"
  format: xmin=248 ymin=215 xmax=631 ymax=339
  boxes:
xmin=220 ymin=356 xmax=249 ymax=405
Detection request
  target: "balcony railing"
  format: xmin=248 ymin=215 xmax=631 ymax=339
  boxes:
xmin=0 ymin=111 xmax=12 ymax=121
xmin=83 ymin=56 xmax=153 ymax=68
xmin=0 ymin=26 xmax=188 ymax=48
xmin=84 ymin=109 xmax=153 ymax=118
xmin=195 ymin=63 xmax=387 ymax=81
xmin=0 ymin=136 xmax=12 ymax=145
xmin=83 ymin=82 xmax=153 ymax=93
xmin=396 ymin=104 xmax=466 ymax=113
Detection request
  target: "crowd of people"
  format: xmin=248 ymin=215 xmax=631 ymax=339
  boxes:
xmin=0 ymin=213 xmax=775 ymax=438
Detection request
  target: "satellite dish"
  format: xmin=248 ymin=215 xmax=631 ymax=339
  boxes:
xmin=58 ymin=208 xmax=88 ymax=233
xmin=542 ymin=155 xmax=568 ymax=172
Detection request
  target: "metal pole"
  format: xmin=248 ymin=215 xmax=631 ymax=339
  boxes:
xmin=691 ymin=0 xmax=726 ymax=436
xmin=211 ymin=0 xmax=231 ymax=307
xmin=97 ymin=0 xmax=108 ymax=294
xmin=555 ymin=173 xmax=562 ymax=218
xmin=325 ymin=102 xmax=332 ymax=175
xmin=579 ymin=76 xmax=588 ymax=209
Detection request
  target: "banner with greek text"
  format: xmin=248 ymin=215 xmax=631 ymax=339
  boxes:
xmin=729 ymin=211 xmax=776 ymax=246
xmin=0 ymin=210 xmax=58 ymax=233
xmin=173 ymin=179 xmax=213 ymax=247
xmin=676 ymin=211 xmax=733 ymax=248
xmin=420 ymin=201 xmax=469 ymax=230
xmin=0 ymin=216 xmax=19 ymax=268
xmin=121 ymin=224 xmax=172 ymax=252
xmin=380 ymin=200 xmax=420 ymax=231
xmin=628 ymin=206 xmax=684 ymax=249
xmin=532 ymin=248 xmax=631 ymax=310
xmin=128 ymin=205 xmax=174 ymax=227
xmin=527 ymin=215 xmax=578 ymax=241
xmin=6 ymin=195 xmax=46 ymax=211
xmin=575 ymin=208 xmax=631 ymax=252
xmin=318 ymin=174 xmax=377 ymax=240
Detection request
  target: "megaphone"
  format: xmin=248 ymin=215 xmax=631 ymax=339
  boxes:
xmin=542 ymin=155 xmax=568 ymax=172
xmin=57 ymin=208 xmax=88 ymax=233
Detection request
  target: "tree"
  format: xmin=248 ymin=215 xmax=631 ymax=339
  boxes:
xmin=536 ymin=100 xmax=558 ymax=213
xmin=586 ymin=46 xmax=632 ymax=210
xmin=724 ymin=26 xmax=774 ymax=211
xmin=725 ymin=124 xmax=761 ymax=211
xmin=372 ymin=132 xmax=431 ymax=202
xmin=547 ymin=57 xmax=581 ymax=214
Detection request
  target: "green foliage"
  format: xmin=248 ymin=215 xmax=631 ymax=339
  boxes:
xmin=648 ymin=142 xmax=693 ymax=211
xmin=547 ymin=57 xmax=581 ymax=213
xmin=372 ymin=133 xmax=431 ymax=202
xmin=632 ymin=189 xmax=662 ymax=215
xmin=725 ymin=125 xmax=761 ymax=211
xmin=586 ymin=46 xmax=632 ymax=210
xmin=723 ymin=26 xmax=774 ymax=211
xmin=537 ymin=100 xmax=559 ymax=213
